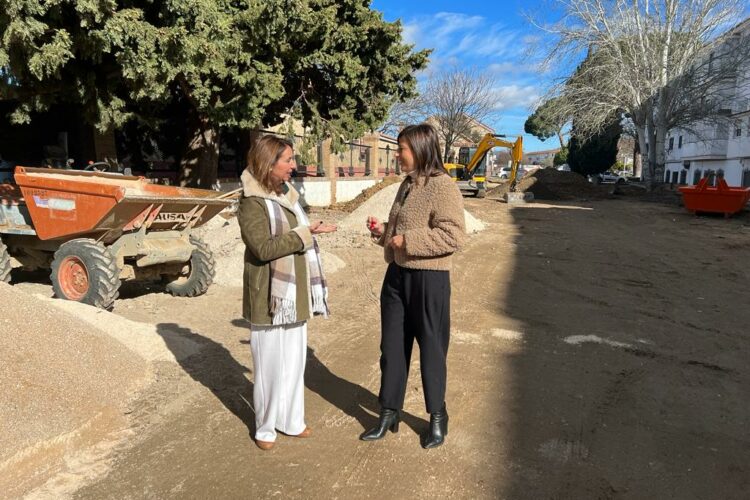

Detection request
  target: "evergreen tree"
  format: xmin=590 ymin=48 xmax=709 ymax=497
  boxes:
xmin=0 ymin=0 xmax=427 ymax=187
xmin=567 ymin=117 xmax=621 ymax=177
xmin=524 ymin=96 xmax=569 ymax=149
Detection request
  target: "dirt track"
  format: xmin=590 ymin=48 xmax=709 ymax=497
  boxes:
xmin=10 ymin=197 xmax=750 ymax=499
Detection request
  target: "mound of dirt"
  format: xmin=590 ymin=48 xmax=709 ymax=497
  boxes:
xmin=489 ymin=168 xmax=599 ymax=200
xmin=195 ymin=213 xmax=346 ymax=286
xmin=327 ymin=182 xmax=485 ymax=249
xmin=332 ymin=176 xmax=403 ymax=213
xmin=0 ymin=283 xmax=153 ymax=498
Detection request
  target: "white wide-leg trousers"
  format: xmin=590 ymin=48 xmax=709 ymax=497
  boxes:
xmin=250 ymin=321 xmax=308 ymax=442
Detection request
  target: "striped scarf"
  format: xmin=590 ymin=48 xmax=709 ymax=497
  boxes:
xmin=265 ymin=198 xmax=329 ymax=325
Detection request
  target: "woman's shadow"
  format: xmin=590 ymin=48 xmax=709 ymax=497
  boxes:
xmin=157 ymin=320 xmax=426 ymax=438
xmin=229 ymin=319 xmax=426 ymax=435
xmin=156 ymin=323 xmax=256 ymax=436
xmin=304 ymin=346 xmax=426 ymax=434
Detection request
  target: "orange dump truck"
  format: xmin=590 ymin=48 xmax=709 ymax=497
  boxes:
xmin=0 ymin=167 xmax=233 ymax=308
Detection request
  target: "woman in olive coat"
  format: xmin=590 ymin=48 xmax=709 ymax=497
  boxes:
xmin=238 ymin=135 xmax=336 ymax=450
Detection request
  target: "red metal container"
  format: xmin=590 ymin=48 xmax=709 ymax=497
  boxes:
xmin=678 ymin=178 xmax=750 ymax=217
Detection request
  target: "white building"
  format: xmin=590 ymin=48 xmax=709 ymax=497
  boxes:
xmin=664 ymin=18 xmax=750 ymax=187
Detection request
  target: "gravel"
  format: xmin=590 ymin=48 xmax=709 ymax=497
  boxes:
xmin=194 ymin=211 xmax=347 ymax=287
xmin=0 ymin=283 xmax=153 ymax=494
xmin=335 ymin=182 xmax=486 ymax=236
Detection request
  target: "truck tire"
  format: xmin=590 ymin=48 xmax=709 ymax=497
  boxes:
xmin=50 ymin=239 xmax=121 ymax=309
xmin=165 ymin=236 xmax=215 ymax=298
xmin=0 ymin=239 xmax=11 ymax=284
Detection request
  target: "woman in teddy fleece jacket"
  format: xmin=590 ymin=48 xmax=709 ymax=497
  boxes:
xmin=361 ymin=123 xmax=466 ymax=449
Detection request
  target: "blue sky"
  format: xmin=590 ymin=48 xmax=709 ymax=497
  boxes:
xmin=371 ymin=0 xmax=560 ymax=153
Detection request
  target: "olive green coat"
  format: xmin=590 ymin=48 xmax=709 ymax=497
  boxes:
xmin=238 ymin=170 xmax=314 ymax=326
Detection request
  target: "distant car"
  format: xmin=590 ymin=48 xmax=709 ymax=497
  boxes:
xmin=557 ymin=163 xmax=571 ymax=172
xmin=589 ymin=171 xmax=627 ymax=185
xmin=498 ymin=166 xmax=525 ymax=180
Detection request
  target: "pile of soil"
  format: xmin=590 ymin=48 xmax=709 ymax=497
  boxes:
xmin=0 ymin=283 xmax=153 ymax=497
xmin=332 ymin=176 xmax=403 ymax=213
xmin=194 ymin=210 xmax=347 ymax=287
xmin=315 ymin=184 xmax=484 ymax=249
xmin=335 ymin=183 xmax=485 ymax=236
xmin=489 ymin=168 xmax=599 ymax=200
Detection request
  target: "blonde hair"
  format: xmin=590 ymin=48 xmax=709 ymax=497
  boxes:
xmin=246 ymin=135 xmax=294 ymax=193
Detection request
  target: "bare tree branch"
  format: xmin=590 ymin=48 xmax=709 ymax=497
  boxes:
xmin=534 ymin=0 xmax=750 ymax=186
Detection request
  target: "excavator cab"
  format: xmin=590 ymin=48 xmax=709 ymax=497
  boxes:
xmin=446 ymin=134 xmax=523 ymax=198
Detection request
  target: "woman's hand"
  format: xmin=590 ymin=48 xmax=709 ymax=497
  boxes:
xmin=310 ymin=220 xmax=337 ymax=234
xmin=387 ymin=234 xmax=405 ymax=250
xmin=366 ymin=216 xmax=384 ymax=237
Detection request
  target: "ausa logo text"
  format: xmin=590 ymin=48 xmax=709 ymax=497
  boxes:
xmin=154 ymin=212 xmax=192 ymax=223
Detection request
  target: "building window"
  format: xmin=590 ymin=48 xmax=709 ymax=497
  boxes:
xmin=664 ymin=170 xmax=671 ymax=183
xmin=693 ymin=169 xmax=702 ymax=185
xmin=717 ymin=169 xmax=725 ymax=180
xmin=742 ymin=169 xmax=750 ymax=187
xmin=672 ymin=171 xmax=679 ymax=184
xmin=679 ymin=170 xmax=687 ymax=185
xmin=678 ymin=136 xmax=683 ymax=148
xmin=704 ymin=169 xmax=716 ymax=186
xmin=736 ymin=128 xmax=742 ymax=137
xmin=668 ymin=137 xmax=674 ymax=150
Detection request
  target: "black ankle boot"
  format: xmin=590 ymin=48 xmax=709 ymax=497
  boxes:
xmin=359 ymin=408 xmax=400 ymax=441
xmin=421 ymin=404 xmax=448 ymax=449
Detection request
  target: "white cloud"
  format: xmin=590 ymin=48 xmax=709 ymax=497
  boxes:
xmin=402 ymin=12 xmax=519 ymax=60
xmin=491 ymin=85 xmax=541 ymax=111
xmin=433 ymin=12 xmax=485 ymax=35
xmin=401 ymin=23 xmax=420 ymax=46
xmin=450 ymin=26 xmax=520 ymax=59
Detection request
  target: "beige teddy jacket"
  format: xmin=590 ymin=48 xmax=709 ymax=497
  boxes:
xmin=377 ymin=173 xmax=466 ymax=271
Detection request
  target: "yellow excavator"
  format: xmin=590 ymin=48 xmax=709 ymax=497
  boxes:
xmin=445 ymin=133 xmax=523 ymax=198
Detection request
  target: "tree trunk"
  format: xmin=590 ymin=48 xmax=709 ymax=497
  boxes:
xmin=645 ymin=109 xmax=659 ymax=190
xmin=632 ymin=106 xmax=648 ymax=183
xmin=557 ymin=129 xmax=566 ymax=149
xmin=651 ymin=91 xmax=670 ymax=190
xmin=443 ymin=141 xmax=452 ymax=163
xmin=179 ymin=110 xmax=220 ymax=189
xmin=633 ymin=134 xmax=646 ymax=177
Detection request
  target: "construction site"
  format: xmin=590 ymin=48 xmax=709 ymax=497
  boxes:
xmin=2 ymin=168 xmax=750 ymax=499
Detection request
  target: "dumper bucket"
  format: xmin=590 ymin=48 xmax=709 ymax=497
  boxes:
xmin=12 ymin=167 xmax=233 ymax=241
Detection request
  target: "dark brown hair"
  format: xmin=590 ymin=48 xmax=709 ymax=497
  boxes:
xmin=397 ymin=123 xmax=449 ymax=178
xmin=245 ymin=135 xmax=294 ymax=193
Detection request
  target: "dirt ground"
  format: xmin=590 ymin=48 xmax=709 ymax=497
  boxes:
xmin=8 ymin=195 xmax=750 ymax=499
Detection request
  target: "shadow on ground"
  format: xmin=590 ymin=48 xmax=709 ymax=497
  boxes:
xmin=157 ymin=323 xmax=256 ymax=436
xmin=494 ymin=199 xmax=750 ymax=498
xmin=159 ymin=320 xmax=427 ymax=440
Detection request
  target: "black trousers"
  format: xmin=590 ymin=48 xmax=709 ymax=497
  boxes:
xmin=378 ymin=263 xmax=451 ymax=414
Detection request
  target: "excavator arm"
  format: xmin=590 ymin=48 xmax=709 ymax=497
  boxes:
xmin=464 ymin=134 xmax=519 ymax=174
xmin=448 ymin=133 xmax=524 ymax=197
